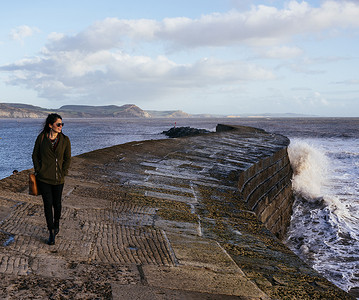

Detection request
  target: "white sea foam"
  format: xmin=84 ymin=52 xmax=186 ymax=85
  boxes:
xmin=288 ymin=141 xmax=329 ymax=199
xmin=287 ymin=138 xmax=359 ymax=295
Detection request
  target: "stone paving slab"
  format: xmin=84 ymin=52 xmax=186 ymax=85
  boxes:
xmin=112 ymin=283 xmax=255 ymax=300
xmin=142 ymin=265 xmax=269 ymax=299
xmin=165 ymin=232 xmax=242 ymax=273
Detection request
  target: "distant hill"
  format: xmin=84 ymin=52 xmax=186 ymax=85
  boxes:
xmin=0 ymin=102 xmax=317 ymax=119
xmin=0 ymin=103 xmax=191 ymax=118
xmin=0 ymin=103 xmax=48 ymax=118
xmin=59 ymin=104 xmax=151 ymax=118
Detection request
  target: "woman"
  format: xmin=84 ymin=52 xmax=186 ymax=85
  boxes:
xmin=32 ymin=113 xmax=71 ymax=245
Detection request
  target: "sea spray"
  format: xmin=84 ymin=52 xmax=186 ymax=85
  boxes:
xmin=286 ymin=139 xmax=359 ymax=295
xmin=288 ymin=141 xmax=329 ymax=199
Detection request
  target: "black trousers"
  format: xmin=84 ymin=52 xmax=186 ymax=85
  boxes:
xmin=38 ymin=180 xmax=64 ymax=231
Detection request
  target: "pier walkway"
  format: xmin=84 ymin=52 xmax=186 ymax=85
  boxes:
xmin=0 ymin=125 xmax=353 ymax=299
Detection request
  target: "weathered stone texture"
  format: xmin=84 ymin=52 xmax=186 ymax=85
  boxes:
xmin=238 ymin=145 xmax=294 ymax=239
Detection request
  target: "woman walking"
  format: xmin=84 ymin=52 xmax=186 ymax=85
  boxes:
xmin=32 ymin=113 xmax=71 ymax=245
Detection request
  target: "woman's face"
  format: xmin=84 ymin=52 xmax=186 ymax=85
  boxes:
xmin=49 ymin=118 xmax=63 ymax=134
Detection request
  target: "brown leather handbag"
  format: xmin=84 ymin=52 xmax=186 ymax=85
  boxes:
xmin=29 ymin=173 xmax=40 ymax=196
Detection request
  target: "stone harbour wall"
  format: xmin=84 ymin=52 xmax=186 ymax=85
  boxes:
xmin=0 ymin=124 xmax=353 ymax=299
xmin=217 ymin=124 xmax=293 ymax=239
xmin=238 ymin=144 xmax=293 ymax=239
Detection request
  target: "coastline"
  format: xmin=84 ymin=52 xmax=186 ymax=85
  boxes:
xmin=0 ymin=125 xmax=353 ymax=299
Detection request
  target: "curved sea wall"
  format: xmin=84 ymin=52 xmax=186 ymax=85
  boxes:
xmin=240 ymin=146 xmax=293 ymax=238
xmin=217 ymin=124 xmax=293 ymax=239
xmin=0 ymin=124 xmax=352 ymax=299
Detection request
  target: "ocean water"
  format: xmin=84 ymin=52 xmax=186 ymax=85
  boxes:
xmin=0 ymin=117 xmax=358 ymax=295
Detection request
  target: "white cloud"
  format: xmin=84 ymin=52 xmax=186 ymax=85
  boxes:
xmin=313 ymin=91 xmax=329 ymax=106
xmin=9 ymin=25 xmax=40 ymax=43
xmin=333 ymin=79 xmax=359 ymax=85
xmin=293 ymin=91 xmax=329 ymax=107
xmin=43 ymin=1 xmax=359 ymax=53
xmin=46 ymin=18 xmax=158 ymax=52
xmin=261 ymin=46 xmax=303 ymax=59
xmin=47 ymin=32 xmax=65 ymax=42
xmin=0 ymin=49 xmax=275 ymax=103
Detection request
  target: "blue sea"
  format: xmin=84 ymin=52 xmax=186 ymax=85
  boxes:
xmin=0 ymin=117 xmax=358 ymax=296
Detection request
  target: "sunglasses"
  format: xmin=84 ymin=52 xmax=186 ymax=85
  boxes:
xmin=55 ymin=122 xmax=64 ymax=127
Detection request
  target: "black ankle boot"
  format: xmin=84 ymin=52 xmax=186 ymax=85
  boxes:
xmin=54 ymin=221 xmax=59 ymax=236
xmin=47 ymin=230 xmax=55 ymax=245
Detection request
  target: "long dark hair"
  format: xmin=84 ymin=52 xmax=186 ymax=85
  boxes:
xmin=42 ymin=113 xmax=62 ymax=133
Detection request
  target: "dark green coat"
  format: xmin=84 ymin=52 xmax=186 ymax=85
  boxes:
xmin=32 ymin=132 xmax=71 ymax=185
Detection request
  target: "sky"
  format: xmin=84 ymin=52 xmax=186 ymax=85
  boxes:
xmin=0 ymin=0 xmax=358 ymax=117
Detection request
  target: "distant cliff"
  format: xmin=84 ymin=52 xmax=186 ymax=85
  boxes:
xmin=0 ymin=103 xmax=191 ymax=118
xmin=59 ymin=104 xmax=151 ymax=118
xmin=0 ymin=103 xmax=48 ymax=118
